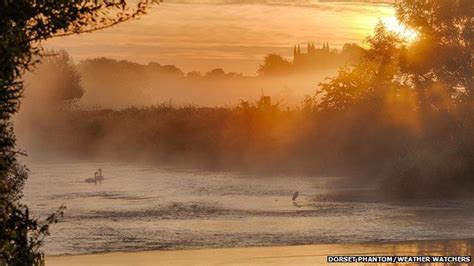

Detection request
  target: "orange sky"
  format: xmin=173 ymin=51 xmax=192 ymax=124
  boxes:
xmin=45 ymin=1 xmax=396 ymax=75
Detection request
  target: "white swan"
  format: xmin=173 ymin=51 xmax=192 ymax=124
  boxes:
xmin=96 ymin=168 xmax=104 ymax=182
xmin=85 ymin=172 xmax=98 ymax=184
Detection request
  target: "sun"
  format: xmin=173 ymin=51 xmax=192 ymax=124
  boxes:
xmin=382 ymin=17 xmax=418 ymax=42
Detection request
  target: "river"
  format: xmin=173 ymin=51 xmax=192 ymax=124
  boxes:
xmin=23 ymin=161 xmax=474 ymax=255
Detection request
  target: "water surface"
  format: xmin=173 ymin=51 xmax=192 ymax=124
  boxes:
xmin=23 ymin=161 xmax=474 ymax=255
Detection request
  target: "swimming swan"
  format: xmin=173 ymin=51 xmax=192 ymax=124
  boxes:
xmin=96 ymin=168 xmax=104 ymax=182
xmin=85 ymin=172 xmax=98 ymax=184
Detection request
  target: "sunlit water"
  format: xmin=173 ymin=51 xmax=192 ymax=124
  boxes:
xmin=23 ymin=161 xmax=474 ymax=255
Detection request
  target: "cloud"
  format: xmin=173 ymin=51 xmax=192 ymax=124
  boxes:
xmin=164 ymin=0 xmax=394 ymax=3
xmin=46 ymin=0 xmax=395 ymax=74
xmin=161 ymin=0 xmax=395 ymax=13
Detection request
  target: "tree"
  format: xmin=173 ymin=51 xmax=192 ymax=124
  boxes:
xmin=314 ymin=0 xmax=473 ymax=198
xmin=0 ymin=1 xmax=155 ymax=264
xmin=341 ymin=43 xmax=365 ymax=61
xmin=205 ymin=68 xmax=226 ymax=79
xmin=257 ymin=54 xmax=293 ymax=77
xmin=186 ymin=71 xmax=202 ymax=79
xmin=397 ymin=0 xmax=473 ymax=101
xmin=159 ymin=65 xmax=185 ymax=77
xmin=317 ymin=23 xmax=404 ymax=112
xmin=319 ymin=0 xmax=473 ymax=113
xmin=35 ymin=49 xmax=84 ymax=104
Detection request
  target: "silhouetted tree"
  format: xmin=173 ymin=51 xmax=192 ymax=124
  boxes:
xmin=397 ymin=0 xmax=473 ymax=101
xmin=0 ymin=1 xmax=154 ymax=264
xmin=315 ymin=1 xmax=474 ymax=198
xmin=317 ymin=23 xmax=403 ymax=112
xmin=186 ymin=71 xmax=202 ymax=79
xmin=205 ymin=68 xmax=226 ymax=79
xmin=159 ymin=65 xmax=185 ymax=78
xmin=258 ymin=54 xmax=292 ymax=76
xmin=341 ymin=43 xmax=366 ymax=61
xmin=36 ymin=49 xmax=84 ymax=103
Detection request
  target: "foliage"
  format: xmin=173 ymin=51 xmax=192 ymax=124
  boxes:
xmin=13 ymin=0 xmax=473 ymax=202
xmin=258 ymin=44 xmax=365 ymax=76
xmin=317 ymin=23 xmax=404 ymax=112
xmin=397 ymin=0 xmax=473 ymax=100
xmin=314 ymin=1 xmax=473 ymax=197
xmin=20 ymin=0 xmax=473 ymax=201
xmin=204 ymin=68 xmax=242 ymax=79
xmin=2 ymin=6 xmax=473 ymax=264
xmin=258 ymin=54 xmax=293 ymax=76
xmin=36 ymin=49 xmax=84 ymax=103
xmin=0 ymin=1 xmax=155 ymax=264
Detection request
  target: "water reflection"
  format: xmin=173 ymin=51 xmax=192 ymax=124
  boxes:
xmin=361 ymin=240 xmax=473 ymax=266
xmin=23 ymin=161 xmax=474 ymax=256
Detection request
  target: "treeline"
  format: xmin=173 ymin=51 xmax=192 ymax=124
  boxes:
xmin=23 ymin=42 xmax=363 ymax=109
xmin=24 ymin=47 xmax=341 ymax=109
xmin=78 ymin=41 xmax=363 ymax=80
xmin=21 ymin=90 xmax=473 ymax=200
xmin=19 ymin=1 xmax=473 ymax=199
xmin=80 ymin=57 xmax=244 ymax=80
xmin=258 ymin=43 xmax=364 ymax=76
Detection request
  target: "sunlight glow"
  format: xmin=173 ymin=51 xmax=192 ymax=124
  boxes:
xmin=382 ymin=17 xmax=418 ymax=42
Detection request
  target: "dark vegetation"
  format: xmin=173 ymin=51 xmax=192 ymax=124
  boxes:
xmin=76 ymin=40 xmax=362 ymax=81
xmin=258 ymin=42 xmax=364 ymax=76
xmin=1 ymin=1 xmax=472 ymax=263
xmin=19 ymin=1 xmax=473 ymax=201
xmin=1 ymin=1 xmax=155 ymax=264
xmin=47 ymin=43 xmax=361 ymax=108
xmin=22 ymin=1 xmax=473 ymax=201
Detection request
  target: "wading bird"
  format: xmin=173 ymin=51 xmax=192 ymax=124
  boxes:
xmin=292 ymin=191 xmax=299 ymax=201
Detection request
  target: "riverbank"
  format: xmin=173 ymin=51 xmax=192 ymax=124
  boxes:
xmin=47 ymin=239 xmax=473 ymax=265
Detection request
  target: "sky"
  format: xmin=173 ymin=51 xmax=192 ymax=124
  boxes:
xmin=45 ymin=0 xmax=396 ymax=75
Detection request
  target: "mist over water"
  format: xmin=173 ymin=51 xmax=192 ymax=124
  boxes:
xmin=5 ymin=0 xmax=473 ymax=262
xmin=78 ymin=66 xmax=333 ymax=109
xmin=23 ymin=161 xmax=474 ymax=255
xmin=15 ymin=47 xmax=474 ymax=199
